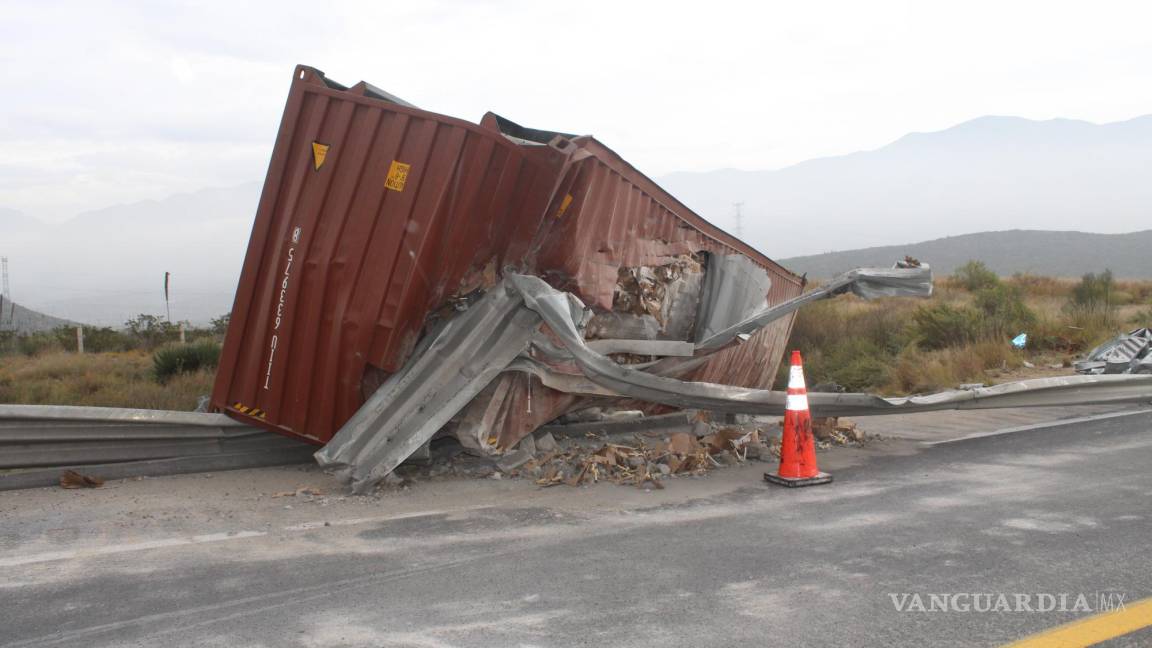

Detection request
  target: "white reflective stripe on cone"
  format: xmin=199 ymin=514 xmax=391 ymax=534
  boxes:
xmin=786 ymin=394 xmax=809 ymax=411
xmin=789 ymin=365 xmax=806 ymax=389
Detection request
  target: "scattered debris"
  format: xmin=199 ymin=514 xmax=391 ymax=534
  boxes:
xmin=811 ymin=417 xmax=864 ymax=445
xmin=272 ymin=486 xmax=325 ymax=498
xmin=434 ymin=414 xmax=872 ymax=489
xmin=59 ymin=470 xmax=104 ymax=489
xmin=1074 ymin=328 xmax=1152 ymax=375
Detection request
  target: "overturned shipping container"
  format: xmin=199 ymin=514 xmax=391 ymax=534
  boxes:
xmin=212 ymin=65 xmax=805 ymax=463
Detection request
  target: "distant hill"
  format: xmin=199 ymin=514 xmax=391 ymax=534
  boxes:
xmin=7 ymin=113 xmax=1152 ymax=323
xmin=0 ymin=299 xmax=75 ymax=334
xmin=0 ymin=183 xmax=258 ymax=325
xmin=658 ymin=115 xmax=1152 ymax=259
xmin=780 ymin=229 xmax=1152 ymax=279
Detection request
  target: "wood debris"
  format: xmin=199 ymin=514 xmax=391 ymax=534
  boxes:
xmin=59 ymin=470 xmax=104 ymax=489
xmin=522 ymin=426 xmax=772 ymax=488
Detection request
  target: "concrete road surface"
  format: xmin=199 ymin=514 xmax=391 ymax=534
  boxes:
xmin=2 ymin=410 xmax=1151 ymax=647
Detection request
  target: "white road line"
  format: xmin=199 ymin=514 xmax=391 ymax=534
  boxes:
xmin=927 ymin=408 xmax=1152 ymax=446
xmin=1 ymin=505 xmax=495 ymax=568
xmin=0 ymin=531 xmax=267 ymax=568
xmin=281 ymin=507 xmax=474 ymax=531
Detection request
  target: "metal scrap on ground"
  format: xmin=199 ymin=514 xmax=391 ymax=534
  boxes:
xmin=315 ymin=265 xmax=935 ymax=493
xmin=1075 ymin=328 xmax=1152 ymax=375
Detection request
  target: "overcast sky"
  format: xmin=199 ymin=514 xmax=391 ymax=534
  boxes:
xmin=2 ymin=0 xmax=1150 ymax=222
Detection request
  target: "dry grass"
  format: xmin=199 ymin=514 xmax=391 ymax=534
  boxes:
xmin=0 ymin=351 xmax=213 ymax=410
xmin=883 ymin=341 xmax=1023 ymax=394
xmin=786 ymin=274 xmax=1152 ymax=396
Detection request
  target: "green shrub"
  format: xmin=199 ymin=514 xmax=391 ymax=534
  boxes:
xmin=821 ymin=338 xmax=891 ymax=391
xmin=1070 ymin=270 xmax=1115 ymax=310
xmin=913 ymin=303 xmax=979 ymax=349
xmin=126 ymin=314 xmax=180 ymax=350
xmin=952 ymin=260 xmax=1000 ymax=292
xmin=84 ymin=327 xmax=136 ymax=353
xmin=16 ymin=332 xmax=63 ymax=357
xmin=210 ymin=313 xmax=231 ymax=336
xmin=972 ymin=283 xmax=1035 ymax=340
xmin=153 ymin=340 xmax=221 ymax=383
xmin=0 ymin=330 xmax=16 ymax=355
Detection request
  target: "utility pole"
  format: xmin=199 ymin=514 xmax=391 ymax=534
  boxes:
xmin=1 ymin=257 xmax=11 ymax=328
xmin=164 ymin=271 xmax=172 ymax=323
xmin=732 ymin=202 xmax=744 ymax=239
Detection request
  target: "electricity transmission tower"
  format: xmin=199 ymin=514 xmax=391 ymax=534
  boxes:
xmin=732 ymin=202 xmax=744 ymax=239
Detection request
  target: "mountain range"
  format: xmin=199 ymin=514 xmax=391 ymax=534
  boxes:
xmin=0 ymin=299 xmax=74 ymax=334
xmin=0 ymin=183 xmax=259 ymax=325
xmin=780 ymin=229 xmax=1152 ymax=279
xmin=3 ymin=113 xmax=1150 ymax=325
xmin=658 ymin=114 xmax=1152 ymax=260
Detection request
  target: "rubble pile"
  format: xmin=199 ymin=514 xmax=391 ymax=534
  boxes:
xmin=373 ymin=413 xmax=875 ymax=492
xmin=811 ymin=417 xmax=865 ymax=447
xmin=504 ymin=417 xmax=868 ymax=487
xmin=521 ymin=428 xmax=770 ymax=489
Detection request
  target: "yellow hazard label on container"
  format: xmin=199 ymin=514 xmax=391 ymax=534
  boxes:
xmin=232 ymin=402 xmax=267 ymax=419
xmin=385 ymin=160 xmax=411 ymax=191
xmin=312 ymin=142 xmax=329 ymax=170
xmin=556 ymin=193 xmax=574 ymax=218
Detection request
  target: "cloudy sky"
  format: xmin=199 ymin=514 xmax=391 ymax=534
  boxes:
xmin=2 ymin=0 xmax=1150 ymax=222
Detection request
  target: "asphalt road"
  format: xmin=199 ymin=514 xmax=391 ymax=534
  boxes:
xmin=3 ymin=410 xmax=1152 ymax=647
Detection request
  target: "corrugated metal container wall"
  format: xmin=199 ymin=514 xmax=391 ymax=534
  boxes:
xmin=530 ymin=137 xmax=804 ymax=390
xmin=455 ymin=137 xmax=804 ymax=450
xmin=212 ymin=66 xmax=561 ymax=442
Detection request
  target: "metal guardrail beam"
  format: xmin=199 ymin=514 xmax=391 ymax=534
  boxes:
xmin=0 ymin=405 xmax=315 ymax=490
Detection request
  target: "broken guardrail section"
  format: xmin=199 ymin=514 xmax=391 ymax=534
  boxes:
xmin=0 ymin=405 xmax=314 ymax=490
xmin=316 ymin=264 xmax=935 ymax=492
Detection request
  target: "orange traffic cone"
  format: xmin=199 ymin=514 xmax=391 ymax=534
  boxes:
xmin=764 ymin=350 xmax=832 ymax=487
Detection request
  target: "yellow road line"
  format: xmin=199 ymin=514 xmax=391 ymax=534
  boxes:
xmin=1003 ymin=596 xmax=1152 ymax=647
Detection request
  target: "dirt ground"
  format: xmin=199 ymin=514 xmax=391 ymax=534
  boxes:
xmin=0 ymin=438 xmax=919 ymax=555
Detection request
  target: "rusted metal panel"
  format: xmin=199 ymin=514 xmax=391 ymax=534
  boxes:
xmin=213 ymin=65 xmax=803 ymax=445
xmin=212 ymin=66 xmax=560 ymax=442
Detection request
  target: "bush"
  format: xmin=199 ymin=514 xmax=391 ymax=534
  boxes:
xmin=126 ymin=314 xmax=179 ymax=350
xmin=84 ymin=327 xmax=136 ymax=353
xmin=780 ymin=295 xmax=917 ymax=390
xmin=972 ymin=283 xmax=1035 ymax=340
xmin=0 ymin=330 xmax=16 ymax=355
xmin=1070 ymin=270 xmax=1115 ymax=310
xmin=16 ymin=332 xmax=63 ymax=357
xmin=913 ymin=303 xmax=979 ymax=349
xmin=952 ymin=260 xmax=1000 ymax=292
xmin=153 ymin=339 xmax=221 ymax=383
xmin=210 ymin=313 xmax=231 ymax=336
